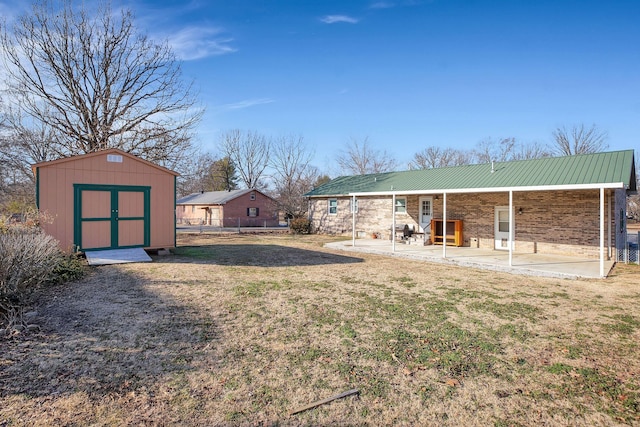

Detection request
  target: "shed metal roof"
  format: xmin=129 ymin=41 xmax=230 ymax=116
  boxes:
xmin=177 ymin=189 xmax=254 ymax=205
xmin=305 ymin=150 xmax=636 ymax=197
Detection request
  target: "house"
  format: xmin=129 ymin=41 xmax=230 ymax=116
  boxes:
xmin=306 ymin=150 xmax=636 ymax=274
xmin=176 ymin=189 xmax=279 ymax=227
xmin=32 ymin=148 xmax=178 ymax=252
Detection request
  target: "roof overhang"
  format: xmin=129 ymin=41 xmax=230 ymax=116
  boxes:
xmin=31 ymin=148 xmax=179 ymax=176
xmin=343 ymin=182 xmax=627 ymax=197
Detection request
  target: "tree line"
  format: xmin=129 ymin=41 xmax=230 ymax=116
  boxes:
xmin=0 ymin=1 xmax=626 ymax=221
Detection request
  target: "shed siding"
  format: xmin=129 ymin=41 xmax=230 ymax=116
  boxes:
xmin=36 ymin=151 xmax=175 ymax=251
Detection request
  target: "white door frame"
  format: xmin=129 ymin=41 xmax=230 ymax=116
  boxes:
xmin=494 ymin=206 xmax=513 ymax=250
xmin=418 ymin=196 xmax=433 ymax=234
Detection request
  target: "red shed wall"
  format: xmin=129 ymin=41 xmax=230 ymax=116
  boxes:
xmin=37 ymin=151 xmax=175 ymax=251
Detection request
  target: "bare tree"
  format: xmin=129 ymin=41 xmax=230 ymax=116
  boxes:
xmin=174 ymin=152 xmax=239 ymax=196
xmin=219 ymin=129 xmax=270 ymax=189
xmin=270 ymin=134 xmax=316 ymax=217
xmin=510 ymin=141 xmax=551 ymax=161
xmin=472 ymin=137 xmax=551 ymax=163
xmin=473 ymin=137 xmax=517 ymax=164
xmin=336 ymin=137 xmax=398 ymax=175
xmin=0 ymin=106 xmax=59 ymax=207
xmin=0 ymin=0 xmax=202 ymax=166
xmin=409 ymin=146 xmax=470 ymax=169
xmin=550 ymin=124 xmax=608 ymax=156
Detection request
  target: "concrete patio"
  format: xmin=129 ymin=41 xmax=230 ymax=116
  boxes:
xmin=325 ymin=239 xmax=615 ymax=279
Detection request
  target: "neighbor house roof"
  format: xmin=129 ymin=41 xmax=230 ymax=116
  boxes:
xmin=305 ymin=150 xmax=636 ymax=197
xmin=176 ymin=189 xmax=256 ymax=205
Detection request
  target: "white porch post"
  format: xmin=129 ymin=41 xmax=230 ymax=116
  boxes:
xmin=352 ymin=195 xmax=356 ymax=247
xmin=607 ymin=192 xmax=611 ymax=259
xmin=392 ymin=193 xmax=396 ymax=252
xmin=509 ymin=190 xmax=513 ymax=266
xmin=600 ymin=187 xmax=605 ymax=277
xmin=442 ymin=193 xmax=447 ymax=259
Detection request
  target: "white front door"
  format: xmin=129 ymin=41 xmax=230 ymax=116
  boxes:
xmin=419 ymin=197 xmax=433 ymax=234
xmin=494 ymin=206 xmax=512 ymax=250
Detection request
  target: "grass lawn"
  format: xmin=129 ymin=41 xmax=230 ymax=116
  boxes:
xmin=1 ymin=233 xmax=639 ymax=426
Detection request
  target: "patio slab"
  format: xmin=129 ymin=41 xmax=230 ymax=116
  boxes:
xmin=325 ymin=239 xmax=614 ymax=279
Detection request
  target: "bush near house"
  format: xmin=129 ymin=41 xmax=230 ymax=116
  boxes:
xmin=289 ymin=217 xmax=312 ymax=234
xmin=0 ymin=212 xmax=85 ymax=330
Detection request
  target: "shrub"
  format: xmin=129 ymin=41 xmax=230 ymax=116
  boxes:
xmin=50 ymin=253 xmax=86 ymax=284
xmin=289 ymin=217 xmax=312 ymax=234
xmin=0 ymin=224 xmax=64 ymax=328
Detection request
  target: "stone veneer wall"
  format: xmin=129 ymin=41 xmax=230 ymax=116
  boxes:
xmin=309 ymin=189 xmax=618 ymax=259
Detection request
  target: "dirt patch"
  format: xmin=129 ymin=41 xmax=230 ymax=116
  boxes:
xmin=1 ymin=233 xmax=639 ymax=426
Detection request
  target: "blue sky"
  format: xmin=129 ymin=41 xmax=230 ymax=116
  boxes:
xmin=4 ymin=1 xmax=640 ymax=174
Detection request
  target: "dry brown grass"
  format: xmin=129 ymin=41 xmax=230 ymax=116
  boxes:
xmin=1 ymin=233 xmax=639 ymax=426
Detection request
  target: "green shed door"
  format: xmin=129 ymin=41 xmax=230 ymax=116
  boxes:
xmin=74 ymin=184 xmax=150 ymax=251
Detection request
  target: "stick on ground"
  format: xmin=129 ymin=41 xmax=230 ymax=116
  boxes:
xmin=290 ymin=388 xmax=360 ymax=416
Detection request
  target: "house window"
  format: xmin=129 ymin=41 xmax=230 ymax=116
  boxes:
xmin=328 ymin=199 xmax=338 ymax=215
xmin=394 ymin=198 xmax=407 ymax=214
xmin=191 ymin=206 xmax=195 ymax=213
xmin=250 ymin=192 xmax=256 ymax=201
xmin=248 ymin=207 xmax=259 ymax=217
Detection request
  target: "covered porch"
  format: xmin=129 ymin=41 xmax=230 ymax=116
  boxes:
xmin=348 ymin=186 xmax=617 ymax=278
xmin=325 ymin=238 xmax=615 ymax=279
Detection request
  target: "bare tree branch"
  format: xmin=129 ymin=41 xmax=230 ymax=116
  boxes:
xmin=336 ymin=136 xmax=398 ymax=175
xmin=409 ymin=146 xmax=470 ymax=169
xmin=270 ymin=134 xmax=316 ymax=217
xmin=219 ymin=129 xmax=270 ymax=189
xmin=0 ymin=0 xmax=202 ymax=166
xmin=550 ymin=124 xmax=608 ymax=156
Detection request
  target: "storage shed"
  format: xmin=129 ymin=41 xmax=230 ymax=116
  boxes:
xmin=32 ymin=148 xmax=178 ymax=252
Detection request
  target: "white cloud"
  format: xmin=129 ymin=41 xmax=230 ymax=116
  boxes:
xmin=320 ymin=15 xmax=359 ymax=24
xmin=167 ymin=26 xmax=236 ymax=61
xmin=369 ymin=2 xmax=395 ymax=9
xmin=220 ymin=98 xmax=275 ymax=111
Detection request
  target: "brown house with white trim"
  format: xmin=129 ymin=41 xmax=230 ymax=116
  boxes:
xmin=306 ymin=150 xmax=637 ymax=277
xmin=176 ymin=189 xmax=279 ymax=227
xmin=32 ymin=148 xmax=178 ymax=252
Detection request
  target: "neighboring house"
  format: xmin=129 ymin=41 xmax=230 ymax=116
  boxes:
xmin=32 ymin=148 xmax=178 ymax=252
xmin=306 ymin=150 xmax=636 ymax=263
xmin=176 ymin=189 xmax=279 ymax=227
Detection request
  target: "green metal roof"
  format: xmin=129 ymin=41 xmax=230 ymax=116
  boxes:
xmin=305 ymin=150 xmax=636 ymax=197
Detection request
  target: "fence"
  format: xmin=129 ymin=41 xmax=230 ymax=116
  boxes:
xmin=619 ymin=231 xmax=639 ymax=264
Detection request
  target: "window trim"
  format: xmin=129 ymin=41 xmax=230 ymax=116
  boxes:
xmin=394 ymin=197 xmax=407 ymax=214
xmin=328 ymin=198 xmax=338 ymax=215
